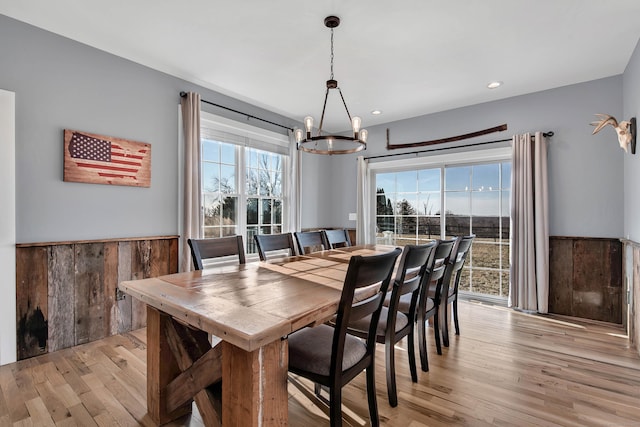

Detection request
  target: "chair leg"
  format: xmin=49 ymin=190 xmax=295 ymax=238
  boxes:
xmin=442 ymin=302 xmax=450 ymax=348
xmin=385 ymin=339 xmax=398 ymax=407
xmin=366 ymin=366 xmax=380 ymax=427
xmin=433 ymin=309 xmax=442 ymax=356
xmin=329 ymin=386 xmax=343 ymax=427
xmin=408 ymin=327 xmax=418 ymax=382
xmin=417 ymin=313 xmax=429 ymax=372
xmin=453 ymin=299 xmax=460 ymax=335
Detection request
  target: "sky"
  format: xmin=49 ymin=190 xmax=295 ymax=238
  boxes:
xmin=375 ymin=162 xmax=511 ymax=217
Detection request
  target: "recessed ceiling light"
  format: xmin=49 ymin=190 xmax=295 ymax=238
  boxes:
xmin=371 ymin=110 xmax=382 ymax=115
xmin=487 ymin=81 xmax=503 ymax=89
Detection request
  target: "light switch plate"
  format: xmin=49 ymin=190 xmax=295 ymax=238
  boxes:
xmin=348 ymin=213 xmax=357 ymax=221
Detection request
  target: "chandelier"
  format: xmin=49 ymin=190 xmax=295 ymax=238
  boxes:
xmin=294 ymin=16 xmax=368 ymax=155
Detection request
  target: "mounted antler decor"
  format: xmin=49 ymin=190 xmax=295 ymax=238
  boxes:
xmin=590 ymin=114 xmax=637 ymax=154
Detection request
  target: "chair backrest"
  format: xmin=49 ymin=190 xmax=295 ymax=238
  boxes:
xmin=433 ymin=238 xmax=456 ymax=268
xmin=254 ymin=233 xmax=297 ymax=261
xmin=294 ymin=231 xmax=329 ymax=255
xmin=449 ymin=234 xmax=475 ymax=295
xmin=323 ymin=229 xmax=352 ymax=249
xmin=187 ymin=236 xmax=246 ymax=270
xmin=332 ymin=248 xmax=402 ymax=376
xmin=420 ymin=239 xmax=456 ymax=306
xmin=386 ymin=242 xmax=438 ymax=328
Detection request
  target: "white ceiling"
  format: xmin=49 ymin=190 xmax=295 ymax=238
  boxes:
xmin=2 ymin=1 xmax=640 ymax=132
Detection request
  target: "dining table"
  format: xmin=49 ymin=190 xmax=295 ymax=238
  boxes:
xmin=117 ymin=243 xmax=397 ymax=426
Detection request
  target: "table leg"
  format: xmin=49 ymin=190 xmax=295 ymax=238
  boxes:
xmin=222 ymin=339 xmax=289 ymax=426
xmin=146 ymin=306 xmax=192 ymax=425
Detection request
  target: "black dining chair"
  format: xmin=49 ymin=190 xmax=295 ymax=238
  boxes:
xmin=416 ymin=239 xmax=456 ymax=370
xmin=348 ymin=242 xmax=437 ymax=407
xmin=294 ymin=230 xmax=329 ymax=255
xmin=187 ymin=235 xmax=246 ymax=270
xmin=323 ymin=229 xmax=352 ymax=249
xmin=254 ymin=233 xmax=297 ymax=261
xmin=287 ymin=247 xmax=402 ymax=427
xmin=441 ymin=234 xmax=475 ymax=347
xmin=415 ymin=250 xmax=449 ymax=371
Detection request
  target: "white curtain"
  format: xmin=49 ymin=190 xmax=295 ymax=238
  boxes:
xmin=286 ymin=130 xmax=301 ymax=233
xmin=509 ymin=132 xmax=549 ymax=313
xmin=180 ymin=92 xmax=202 ymax=272
xmin=356 ymin=156 xmax=372 ymax=244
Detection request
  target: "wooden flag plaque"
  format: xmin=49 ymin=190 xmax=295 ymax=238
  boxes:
xmin=63 ymin=129 xmax=151 ymax=187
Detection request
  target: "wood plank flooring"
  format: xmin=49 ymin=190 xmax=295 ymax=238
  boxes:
xmin=1 ymin=300 xmax=639 ymax=426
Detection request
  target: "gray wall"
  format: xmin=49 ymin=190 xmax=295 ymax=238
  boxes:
xmin=0 ymin=15 xmax=295 ymax=243
xmin=2 ymin=14 xmax=633 ymax=242
xmin=624 ymin=39 xmax=640 ymax=241
xmin=316 ymin=76 xmax=626 ymax=239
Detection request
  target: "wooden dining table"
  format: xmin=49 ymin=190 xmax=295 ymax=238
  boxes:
xmin=118 ymin=244 xmax=397 ymax=426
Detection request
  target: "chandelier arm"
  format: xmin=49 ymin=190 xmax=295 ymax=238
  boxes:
xmin=317 ymin=86 xmax=331 ymax=135
xmin=336 ymin=87 xmax=353 ymax=122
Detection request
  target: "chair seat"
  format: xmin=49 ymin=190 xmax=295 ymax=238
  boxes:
xmin=349 ymin=307 xmax=409 ymax=337
xmin=384 ymin=292 xmax=409 ymax=310
xmin=386 ymin=293 xmax=434 ymax=315
xmin=396 ymin=293 xmax=412 ymax=314
xmin=288 ymin=324 xmax=366 ymax=377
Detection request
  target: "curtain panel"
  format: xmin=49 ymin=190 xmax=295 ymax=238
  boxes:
xmin=509 ymin=132 xmax=549 ymax=313
xmin=180 ymin=92 xmax=202 ymax=272
xmin=286 ymin=130 xmax=301 ymax=233
xmin=356 ymin=156 xmax=372 ymax=245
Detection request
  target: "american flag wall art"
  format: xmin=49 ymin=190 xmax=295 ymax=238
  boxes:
xmin=63 ymin=130 xmax=151 ymax=187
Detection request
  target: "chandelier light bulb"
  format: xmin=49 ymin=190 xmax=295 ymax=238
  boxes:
xmin=304 ymin=116 xmax=314 ymax=133
xmin=352 ymin=116 xmax=362 ymax=133
xmin=294 ymin=128 xmax=304 ymax=143
xmin=360 ymin=129 xmax=368 ymax=143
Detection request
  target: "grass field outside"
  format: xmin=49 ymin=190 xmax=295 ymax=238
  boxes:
xmin=376 ymin=233 xmax=509 ymax=298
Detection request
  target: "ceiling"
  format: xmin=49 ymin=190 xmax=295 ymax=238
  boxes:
xmin=2 ymin=1 xmax=640 ymax=132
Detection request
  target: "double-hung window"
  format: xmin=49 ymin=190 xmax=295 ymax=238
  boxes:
xmin=199 ymin=112 xmax=290 ymax=258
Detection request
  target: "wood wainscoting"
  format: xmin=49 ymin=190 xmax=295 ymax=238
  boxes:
xmin=549 ymin=236 xmax=623 ymax=324
xmin=15 ymin=236 xmax=178 ymax=361
xmin=622 ymin=239 xmax=640 ymax=355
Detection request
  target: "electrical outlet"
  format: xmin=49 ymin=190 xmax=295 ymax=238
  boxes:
xmin=348 ymin=213 xmax=357 ymax=221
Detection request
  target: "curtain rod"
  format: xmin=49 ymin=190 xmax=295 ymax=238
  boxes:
xmin=364 ymin=131 xmax=554 ymax=161
xmin=180 ymin=91 xmax=294 ymax=132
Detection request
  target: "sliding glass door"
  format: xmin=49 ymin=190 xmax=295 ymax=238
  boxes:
xmin=373 ymin=154 xmax=510 ymax=299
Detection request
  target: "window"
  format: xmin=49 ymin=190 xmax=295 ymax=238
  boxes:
xmin=371 ymin=148 xmax=511 ymax=299
xmin=199 ymin=112 xmax=290 ymax=258
xmin=245 ymin=148 xmax=284 ymax=251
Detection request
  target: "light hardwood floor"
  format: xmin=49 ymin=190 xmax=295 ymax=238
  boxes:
xmin=1 ymin=300 xmax=639 ymax=426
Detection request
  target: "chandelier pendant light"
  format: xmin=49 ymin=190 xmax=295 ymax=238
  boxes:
xmin=294 ymin=16 xmax=368 ymax=155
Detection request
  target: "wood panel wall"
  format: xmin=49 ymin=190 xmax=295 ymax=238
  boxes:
xmin=16 ymin=236 xmax=178 ymax=360
xmin=549 ymin=236 xmax=623 ymax=324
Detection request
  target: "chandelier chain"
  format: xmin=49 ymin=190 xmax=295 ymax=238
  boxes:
xmin=330 ymin=28 xmax=334 ymax=81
